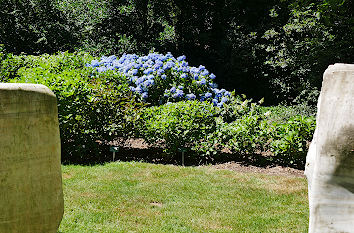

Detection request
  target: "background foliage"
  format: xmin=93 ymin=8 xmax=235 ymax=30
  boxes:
xmin=3 ymin=52 xmax=145 ymax=164
xmin=1 ymin=0 xmax=352 ymax=105
xmin=0 ymin=51 xmax=315 ymax=167
xmin=0 ymin=0 xmax=350 ymax=167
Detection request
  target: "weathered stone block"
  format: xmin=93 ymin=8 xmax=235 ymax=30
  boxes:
xmin=305 ymin=64 xmax=354 ymax=232
xmin=0 ymin=83 xmax=63 ymax=233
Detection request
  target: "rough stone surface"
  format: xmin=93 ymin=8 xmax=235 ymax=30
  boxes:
xmin=0 ymin=83 xmax=63 ymax=233
xmin=305 ymin=64 xmax=354 ymax=233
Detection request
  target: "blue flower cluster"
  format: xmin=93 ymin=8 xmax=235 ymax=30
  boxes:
xmin=86 ymin=52 xmax=231 ymax=107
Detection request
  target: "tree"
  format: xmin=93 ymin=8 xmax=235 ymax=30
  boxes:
xmin=0 ymin=0 xmax=78 ymax=54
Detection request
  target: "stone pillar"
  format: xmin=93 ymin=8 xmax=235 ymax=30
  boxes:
xmin=305 ymin=64 xmax=354 ymax=232
xmin=0 ymin=84 xmax=63 ymax=233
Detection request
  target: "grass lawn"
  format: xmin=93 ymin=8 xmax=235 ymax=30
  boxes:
xmin=59 ymin=162 xmax=308 ymax=232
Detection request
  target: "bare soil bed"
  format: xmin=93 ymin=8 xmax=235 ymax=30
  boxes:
xmin=109 ymin=137 xmax=306 ymax=178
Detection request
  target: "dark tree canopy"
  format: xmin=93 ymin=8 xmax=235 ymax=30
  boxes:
xmin=0 ymin=0 xmax=353 ymax=104
xmin=0 ymin=0 xmax=78 ymax=54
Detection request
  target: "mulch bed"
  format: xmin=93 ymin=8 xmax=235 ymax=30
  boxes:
xmin=106 ymin=137 xmax=306 ymax=177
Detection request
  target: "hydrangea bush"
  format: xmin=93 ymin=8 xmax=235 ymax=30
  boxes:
xmin=86 ymin=52 xmax=231 ymax=107
xmin=140 ymin=101 xmax=217 ymax=156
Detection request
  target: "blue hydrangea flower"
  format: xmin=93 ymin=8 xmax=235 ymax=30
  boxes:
xmin=221 ymin=97 xmax=228 ymax=103
xmin=177 ymin=55 xmax=186 ymax=61
xmin=186 ymin=93 xmax=196 ymax=100
xmin=136 ymin=86 xmax=144 ymax=93
xmin=128 ymin=76 xmax=135 ymax=83
xmin=165 ymin=61 xmax=175 ymax=69
xmin=190 ymin=67 xmax=199 ymax=73
xmin=143 ymin=68 xmax=153 ymax=75
xmin=166 ymin=52 xmax=173 ymax=59
xmin=91 ymin=60 xmax=100 ymax=67
xmin=163 ymin=89 xmax=169 ymax=97
xmin=157 ymin=69 xmax=164 ymax=75
xmin=210 ymin=83 xmax=218 ymax=88
xmin=97 ymin=67 xmax=107 ymax=72
xmin=199 ymin=65 xmax=205 ymax=70
xmin=201 ymin=70 xmax=209 ymax=76
xmin=136 ymin=77 xmax=145 ymax=85
xmin=103 ymin=55 xmax=116 ymax=63
xmin=142 ymin=92 xmax=148 ymax=99
xmin=181 ymin=74 xmax=188 ymax=79
xmin=173 ymin=89 xmax=184 ymax=98
xmin=86 ymin=52 xmax=230 ymax=108
xmin=204 ymin=92 xmax=212 ymax=98
xmin=144 ymin=79 xmax=154 ymax=87
xmin=129 ymin=69 xmax=138 ymax=75
xmin=170 ymin=87 xmax=176 ymax=93
xmin=181 ymin=61 xmax=188 ymax=67
xmin=134 ymin=63 xmax=142 ymax=69
xmin=217 ymin=102 xmax=224 ymax=107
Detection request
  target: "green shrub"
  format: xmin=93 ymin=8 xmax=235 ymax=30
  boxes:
xmin=260 ymin=104 xmax=316 ymax=124
xmin=218 ymin=94 xmax=264 ymax=123
xmin=3 ymin=51 xmax=317 ymax=167
xmin=140 ymin=101 xmax=217 ymax=157
xmin=0 ymin=46 xmax=28 ymax=82
xmin=194 ymin=98 xmax=269 ymax=156
xmin=215 ymin=114 xmax=268 ymax=155
xmin=192 ymin=98 xmax=315 ymax=167
xmin=9 ymin=52 xmax=144 ymax=163
xmin=268 ymin=115 xmax=316 ymax=166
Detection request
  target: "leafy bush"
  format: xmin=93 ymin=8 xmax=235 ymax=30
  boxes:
xmin=9 ymin=52 xmax=144 ymax=163
xmin=190 ymin=97 xmax=316 ymax=167
xmin=192 ymin=98 xmax=268 ymax=156
xmin=86 ymin=52 xmax=231 ymax=107
xmin=2 ymin=51 xmax=317 ymax=167
xmin=268 ymin=115 xmax=316 ymax=166
xmin=260 ymin=103 xmax=316 ymax=124
xmin=136 ymin=89 xmax=315 ymax=167
xmin=216 ymin=112 xmax=268 ymax=155
xmin=0 ymin=46 xmax=28 ymax=82
xmin=140 ymin=101 xmax=217 ymax=157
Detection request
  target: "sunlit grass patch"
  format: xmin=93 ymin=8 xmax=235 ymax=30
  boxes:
xmin=59 ymin=162 xmax=308 ymax=233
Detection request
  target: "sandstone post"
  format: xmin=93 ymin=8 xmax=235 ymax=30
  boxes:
xmin=0 ymin=83 xmax=63 ymax=233
xmin=305 ymin=64 xmax=354 ymax=232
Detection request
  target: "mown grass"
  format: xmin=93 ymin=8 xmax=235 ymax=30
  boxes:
xmin=59 ymin=162 xmax=308 ymax=233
